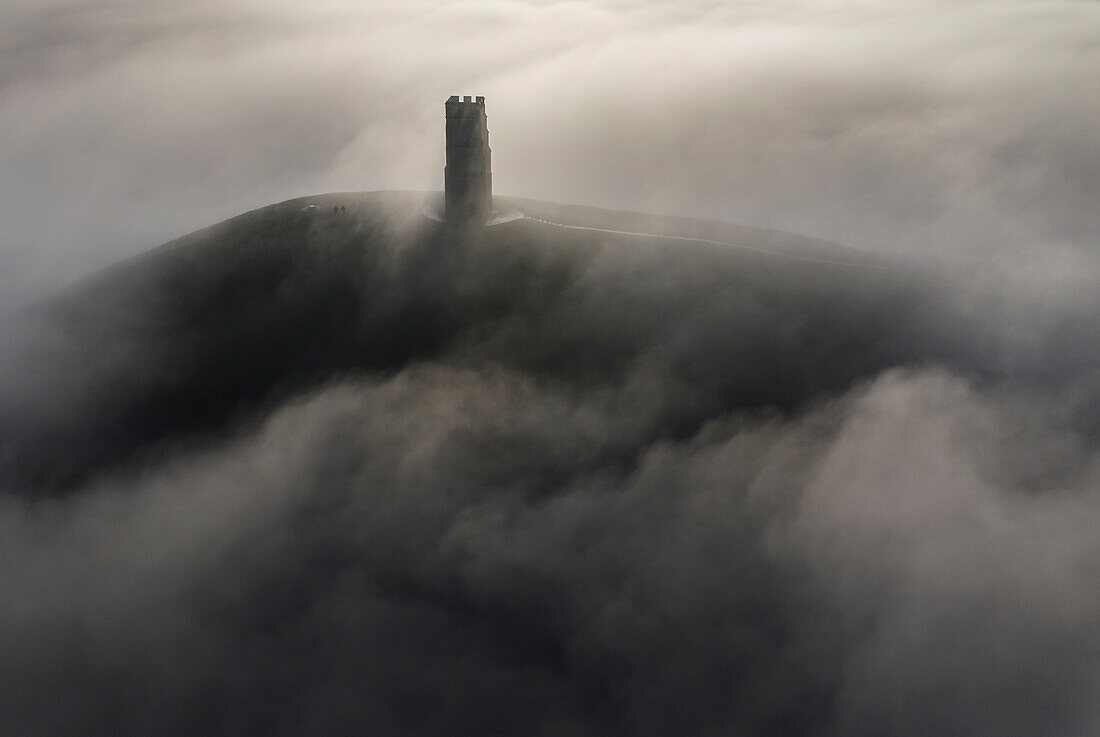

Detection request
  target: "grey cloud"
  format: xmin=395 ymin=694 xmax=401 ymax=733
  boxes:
xmin=2 ymin=2 xmax=1100 ymax=734
xmin=4 ymin=361 xmax=1100 ymax=735
xmin=0 ymin=190 xmax=1096 ymax=733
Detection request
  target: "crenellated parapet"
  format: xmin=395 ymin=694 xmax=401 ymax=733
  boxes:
xmin=446 ymin=95 xmax=486 ymax=107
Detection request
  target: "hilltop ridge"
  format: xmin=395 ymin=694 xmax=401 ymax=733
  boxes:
xmin=1 ymin=191 xmax=960 ymax=494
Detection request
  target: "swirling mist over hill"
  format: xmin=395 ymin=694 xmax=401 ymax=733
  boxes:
xmin=2 ymin=193 xmax=1100 ymax=736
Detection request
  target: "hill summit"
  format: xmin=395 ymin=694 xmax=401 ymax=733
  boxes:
xmin=2 ymin=191 xmax=951 ymax=493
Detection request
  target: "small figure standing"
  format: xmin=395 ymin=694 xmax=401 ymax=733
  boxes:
xmin=334 ymin=205 xmax=339 ymax=215
xmin=340 ymin=205 xmax=346 ymax=214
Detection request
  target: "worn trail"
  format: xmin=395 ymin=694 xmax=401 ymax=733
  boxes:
xmin=524 ymin=215 xmax=956 ymax=289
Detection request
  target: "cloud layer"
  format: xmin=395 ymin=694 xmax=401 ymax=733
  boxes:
xmin=4 ymin=364 xmax=1100 ymax=736
xmin=3 ymin=2 xmax=1100 ymax=733
xmin=0 ymin=194 xmax=1099 ymax=734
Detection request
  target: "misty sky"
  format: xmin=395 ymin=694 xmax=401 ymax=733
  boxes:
xmin=5 ymin=3 xmax=1100 ymax=734
xmin=2 ymin=0 xmax=1098 ymax=305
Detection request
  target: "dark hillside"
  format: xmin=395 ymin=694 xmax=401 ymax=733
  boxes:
xmin=2 ymin=191 xmax=1094 ymax=737
xmin=0 ymin=191 xmax=968 ymax=493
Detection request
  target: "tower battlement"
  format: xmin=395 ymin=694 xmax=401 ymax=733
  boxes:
xmin=446 ymin=95 xmax=485 ymax=107
xmin=444 ymin=95 xmax=492 ymax=224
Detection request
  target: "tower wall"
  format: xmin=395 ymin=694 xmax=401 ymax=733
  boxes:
xmin=445 ymin=95 xmax=493 ymax=224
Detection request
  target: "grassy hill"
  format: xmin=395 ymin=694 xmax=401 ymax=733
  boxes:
xmin=1 ymin=191 xmax=967 ymax=493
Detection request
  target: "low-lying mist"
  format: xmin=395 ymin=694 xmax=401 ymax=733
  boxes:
xmin=1 ymin=195 xmax=1099 ymax=735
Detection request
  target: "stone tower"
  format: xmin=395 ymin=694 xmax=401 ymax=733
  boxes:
xmin=445 ymin=95 xmax=493 ymax=224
